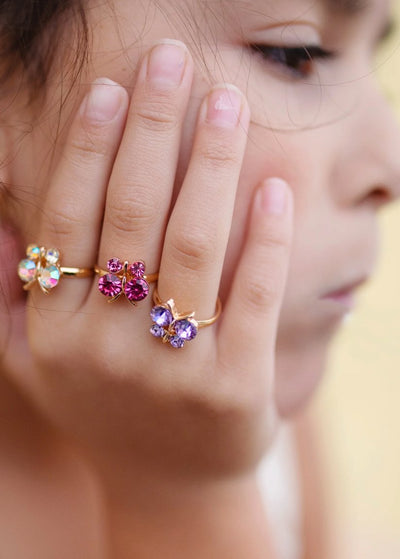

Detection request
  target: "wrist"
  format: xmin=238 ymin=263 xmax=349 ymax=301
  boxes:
xmin=103 ymin=470 xmax=274 ymax=559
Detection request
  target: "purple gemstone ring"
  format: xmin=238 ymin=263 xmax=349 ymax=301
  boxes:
xmin=95 ymin=259 xmax=158 ymax=306
xmin=17 ymin=244 xmax=93 ymax=294
xmin=150 ymin=287 xmax=222 ymax=349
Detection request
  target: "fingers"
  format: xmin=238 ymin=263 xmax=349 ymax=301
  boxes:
xmin=158 ymin=84 xmax=250 ymax=316
xmin=98 ymin=39 xmax=194 ymax=270
xmin=0 ymin=225 xmax=24 ymax=354
xmin=219 ymin=178 xmax=294 ymax=369
xmin=37 ymin=78 xmax=129 ymax=302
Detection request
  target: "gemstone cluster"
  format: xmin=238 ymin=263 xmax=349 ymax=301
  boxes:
xmin=150 ymin=301 xmax=198 ymax=348
xmin=98 ymin=258 xmax=149 ymax=305
xmin=17 ymin=245 xmax=61 ymax=293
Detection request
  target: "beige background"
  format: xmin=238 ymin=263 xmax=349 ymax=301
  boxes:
xmin=312 ymin=3 xmax=400 ymax=553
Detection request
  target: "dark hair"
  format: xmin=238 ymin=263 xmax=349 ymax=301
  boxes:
xmin=0 ymin=0 xmax=88 ymax=104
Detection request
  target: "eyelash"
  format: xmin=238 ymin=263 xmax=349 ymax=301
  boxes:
xmin=249 ymin=44 xmax=337 ymax=79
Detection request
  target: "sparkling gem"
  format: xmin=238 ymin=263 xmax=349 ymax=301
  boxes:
xmin=45 ymin=248 xmax=60 ymax=265
xmin=129 ymin=261 xmax=145 ymax=277
xmin=98 ymin=274 xmax=122 ymax=298
xmin=26 ymin=245 xmax=40 ymax=259
xmin=18 ymin=259 xmax=37 ymax=283
xmin=38 ymin=266 xmax=60 ymax=290
xmin=124 ymin=278 xmax=149 ymax=302
xmin=150 ymin=306 xmax=173 ymax=327
xmin=170 ymin=335 xmax=185 ymax=349
xmin=174 ymin=319 xmax=198 ymax=341
xmin=150 ymin=324 xmax=165 ymax=338
xmin=107 ymin=258 xmax=123 ymax=273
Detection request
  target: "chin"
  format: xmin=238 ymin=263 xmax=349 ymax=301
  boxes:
xmin=274 ymin=327 xmax=338 ymax=418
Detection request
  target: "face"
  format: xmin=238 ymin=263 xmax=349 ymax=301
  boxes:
xmin=4 ymin=0 xmax=400 ymax=416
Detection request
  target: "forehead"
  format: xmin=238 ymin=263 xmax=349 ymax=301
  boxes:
xmin=234 ymin=0 xmax=387 ymax=15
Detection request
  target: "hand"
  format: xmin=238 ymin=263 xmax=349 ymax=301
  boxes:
xmin=5 ymin=39 xmax=294 ymax=483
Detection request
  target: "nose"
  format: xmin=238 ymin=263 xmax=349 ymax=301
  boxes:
xmin=335 ymin=81 xmax=400 ymax=211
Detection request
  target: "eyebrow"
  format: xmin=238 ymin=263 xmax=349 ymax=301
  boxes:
xmin=323 ymin=0 xmax=395 ymax=43
xmin=323 ymin=0 xmax=370 ymax=15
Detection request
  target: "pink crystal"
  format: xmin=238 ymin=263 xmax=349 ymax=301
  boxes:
xmin=124 ymin=278 xmax=149 ymax=302
xmin=129 ymin=261 xmax=145 ymax=278
xmin=98 ymin=274 xmax=122 ymax=298
xmin=107 ymin=258 xmax=123 ymax=274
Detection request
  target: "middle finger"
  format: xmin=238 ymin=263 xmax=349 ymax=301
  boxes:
xmin=98 ymin=39 xmax=193 ymax=271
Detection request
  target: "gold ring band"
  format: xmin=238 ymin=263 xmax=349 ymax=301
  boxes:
xmin=61 ymin=266 xmax=94 ymax=278
xmin=152 ymin=287 xmax=221 ymax=327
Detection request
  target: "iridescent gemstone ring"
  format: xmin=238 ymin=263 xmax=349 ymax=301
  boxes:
xmin=17 ymin=244 xmax=93 ymax=294
xmin=94 ymin=258 xmax=158 ymax=305
xmin=150 ymin=287 xmax=222 ymax=349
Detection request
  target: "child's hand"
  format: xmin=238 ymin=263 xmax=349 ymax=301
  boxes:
xmin=8 ymin=40 xmax=293 ymax=480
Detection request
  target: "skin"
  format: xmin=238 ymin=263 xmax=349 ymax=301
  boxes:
xmin=0 ymin=0 xmax=399 ymax=556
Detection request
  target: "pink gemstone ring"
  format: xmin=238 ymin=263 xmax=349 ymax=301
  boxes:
xmin=17 ymin=244 xmax=93 ymax=294
xmin=150 ymin=287 xmax=222 ymax=349
xmin=95 ymin=258 xmax=158 ymax=306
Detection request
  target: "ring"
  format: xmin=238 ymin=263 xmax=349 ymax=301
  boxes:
xmin=95 ymin=258 xmax=158 ymax=305
xmin=150 ymin=287 xmax=222 ymax=348
xmin=17 ymin=244 xmax=93 ymax=294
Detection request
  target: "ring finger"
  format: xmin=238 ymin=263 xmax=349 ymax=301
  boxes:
xmin=158 ymin=84 xmax=250 ymax=317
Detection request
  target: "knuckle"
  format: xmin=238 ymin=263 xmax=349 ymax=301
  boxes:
xmin=258 ymin=230 xmax=290 ymax=252
xmin=242 ymin=274 xmax=280 ymax=312
xmin=168 ymin=227 xmax=215 ymax=272
xmin=69 ymin=124 xmax=111 ymax=161
xmin=197 ymin=138 xmax=240 ymax=172
xmin=49 ymin=206 xmax=83 ymax=239
xmin=135 ymin=97 xmax=180 ymax=133
xmin=107 ymin=192 xmax=155 ymax=236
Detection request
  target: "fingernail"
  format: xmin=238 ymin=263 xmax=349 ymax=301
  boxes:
xmin=82 ymin=78 xmax=123 ymax=122
xmin=201 ymin=84 xmax=245 ymax=129
xmin=147 ymin=39 xmax=187 ymax=87
xmin=259 ymin=178 xmax=288 ymax=215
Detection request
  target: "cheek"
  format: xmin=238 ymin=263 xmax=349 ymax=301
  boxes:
xmin=220 ymin=124 xmax=318 ymax=298
xmin=217 ymin=124 xmax=343 ymax=415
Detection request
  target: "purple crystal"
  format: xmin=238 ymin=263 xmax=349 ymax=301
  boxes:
xmin=98 ymin=274 xmax=122 ymax=298
xmin=107 ymin=258 xmax=123 ymax=274
xmin=129 ymin=261 xmax=145 ymax=278
xmin=124 ymin=278 xmax=149 ymax=302
xmin=174 ymin=319 xmax=198 ymax=341
xmin=150 ymin=306 xmax=173 ymax=327
xmin=150 ymin=324 xmax=165 ymax=338
xmin=170 ymin=335 xmax=185 ymax=349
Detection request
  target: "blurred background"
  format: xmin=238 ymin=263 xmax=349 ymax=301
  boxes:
xmin=311 ymin=2 xmax=400 ymax=554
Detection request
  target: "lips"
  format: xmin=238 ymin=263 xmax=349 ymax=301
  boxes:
xmin=323 ymin=276 xmax=369 ymax=298
xmin=321 ymin=275 xmax=370 ymax=311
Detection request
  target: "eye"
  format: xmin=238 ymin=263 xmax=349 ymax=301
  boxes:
xmin=249 ymin=44 xmax=336 ymax=79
